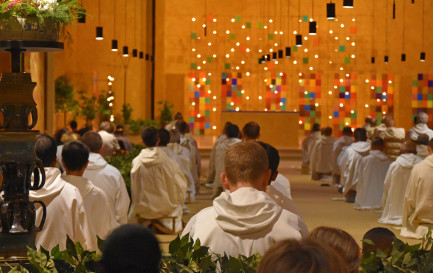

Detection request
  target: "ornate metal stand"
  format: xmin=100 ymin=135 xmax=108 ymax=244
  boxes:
xmin=0 ymin=40 xmax=63 ymax=260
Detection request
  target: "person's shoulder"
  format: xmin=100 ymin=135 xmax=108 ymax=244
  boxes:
xmin=105 ymin=163 xmax=122 ymax=176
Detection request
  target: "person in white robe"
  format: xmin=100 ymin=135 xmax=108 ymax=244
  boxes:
xmin=61 ymin=141 xmax=117 ymax=246
xmin=129 ymin=127 xmax=188 ymax=233
xmin=212 ymin=124 xmax=242 ymax=198
xmin=81 ymin=132 xmax=130 ymax=225
xmin=401 ymin=139 xmax=433 ymax=239
xmin=362 ymin=116 xmax=373 ymax=130
xmin=416 ymin=134 xmax=429 ymax=160
xmin=379 ymin=141 xmax=421 ymax=225
xmin=205 ymin=122 xmax=231 ymax=188
xmin=30 ymin=134 xmax=93 ymax=251
xmin=301 ymin=123 xmax=321 ymax=173
xmin=339 ymin=128 xmax=371 ymax=202
xmin=407 ymin=112 xmax=433 ymax=141
xmin=182 ymin=142 xmax=305 ymax=257
xmin=366 ymin=118 xmax=379 ymax=140
xmin=164 ymin=112 xmax=183 ymax=131
xmin=332 ymin=126 xmax=353 ymax=185
xmin=310 ymin=127 xmax=336 ymax=180
xmin=98 ymin=121 xmax=121 ymax=158
xmin=354 ymin=138 xmax=392 ymax=209
xmin=176 ymin=121 xmax=201 ymax=193
xmin=375 ymin=116 xmax=405 ymax=161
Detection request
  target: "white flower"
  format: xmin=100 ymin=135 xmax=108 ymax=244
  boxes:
xmin=39 ymin=0 xmax=58 ymax=11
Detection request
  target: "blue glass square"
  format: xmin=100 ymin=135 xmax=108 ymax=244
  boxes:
xmin=232 ymin=79 xmax=237 ymax=85
xmin=333 ymin=111 xmax=339 ymax=117
xmin=222 ymin=72 xmax=227 ymax=79
xmin=310 ymin=92 xmax=315 ymax=99
xmin=418 ymin=94 xmax=423 ymax=101
xmin=281 ymin=98 xmax=287 ymax=103
xmin=345 ymin=94 xmax=350 ymax=99
xmin=429 ymin=81 xmax=433 ymax=87
xmin=305 ymin=105 xmax=311 ymax=111
xmin=195 ymin=91 xmax=200 ymax=98
xmin=205 ymin=122 xmax=211 ymax=129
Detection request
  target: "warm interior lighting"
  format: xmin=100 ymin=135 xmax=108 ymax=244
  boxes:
xmin=421 ymin=52 xmax=426 ymax=62
xmin=96 ymin=27 xmax=103 ymax=40
xmin=401 ymin=53 xmax=406 ymax=62
xmin=123 ymin=46 xmax=129 ymax=57
xmin=309 ymin=21 xmax=317 ymax=35
xmin=327 ymin=2 xmax=336 ymax=19
xmin=111 ymin=40 xmax=118 ymax=51
xmin=296 ymin=34 xmax=303 ymax=46
xmin=285 ymin=47 xmax=291 ymax=57
xmin=343 ymin=0 xmax=354 ymax=8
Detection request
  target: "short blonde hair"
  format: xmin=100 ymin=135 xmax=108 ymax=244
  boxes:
xmin=224 ymin=142 xmax=268 ymax=185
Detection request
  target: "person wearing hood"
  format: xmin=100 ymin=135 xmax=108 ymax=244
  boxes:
xmin=176 ymin=121 xmax=201 ymax=193
xmin=407 ymin=112 xmax=433 ymax=141
xmin=401 ymin=138 xmax=433 ymax=239
xmin=98 ymin=121 xmax=121 ymax=158
xmin=129 ymin=127 xmax=188 ymax=233
xmin=379 ymin=141 xmax=421 ymax=225
xmin=30 ymin=135 xmax=93 ymax=251
xmin=81 ymin=132 xmax=130 ymax=225
xmin=211 ymin=123 xmax=242 ymax=199
xmin=354 ymin=138 xmax=392 ymax=210
xmin=375 ymin=116 xmax=405 ymax=161
xmin=301 ymin=123 xmax=321 ymax=174
xmin=332 ymin=126 xmax=353 ymax=185
xmin=309 ymin=127 xmax=336 ymax=180
xmin=182 ymin=142 xmax=305 ymax=257
xmin=416 ymin=134 xmax=429 ymax=160
xmin=205 ymin=122 xmax=231 ymax=188
xmin=339 ymin=128 xmax=371 ymax=202
xmin=62 ymin=141 xmax=116 ymax=244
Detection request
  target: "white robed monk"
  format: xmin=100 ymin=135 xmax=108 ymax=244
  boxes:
xmin=205 ymin=122 xmax=230 ymax=187
xmin=129 ymin=127 xmax=188 ymax=233
xmin=407 ymin=112 xmax=433 ymax=141
xmin=339 ymin=128 xmax=371 ymax=202
xmin=301 ymin=123 xmax=321 ymax=173
xmin=331 ymin=126 xmax=353 ymax=185
xmin=30 ymin=135 xmax=94 ymax=251
xmin=416 ymin=134 xmax=430 ymax=160
xmin=182 ymin=142 xmax=305 ymax=257
xmin=354 ymin=138 xmax=392 ymax=210
xmin=98 ymin=121 xmax=121 ymax=158
xmin=376 ymin=116 xmax=405 ymax=161
xmin=401 ymin=138 xmax=433 ymax=239
xmin=379 ymin=141 xmax=421 ymax=225
xmin=310 ymin=127 xmax=336 ymax=180
xmin=81 ymin=132 xmax=130 ymax=225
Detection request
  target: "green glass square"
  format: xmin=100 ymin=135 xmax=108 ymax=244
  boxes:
xmin=310 ymin=111 xmax=316 ymax=117
xmin=235 ymin=16 xmax=241 ymax=22
xmin=339 ymin=86 xmax=345 ymax=93
xmin=303 ymin=57 xmax=309 ymax=64
xmin=205 ymin=110 xmax=210 ymax=116
xmin=226 ymin=104 xmax=231 ymax=110
xmin=205 ymin=78 xmax=211 ymax=85
xmin=237 ymin=91 xmax=242 ymax=97
xmin=302 ymin=15 xmax=309 ymax=22
xmin=339 ymin=124 xmax=344 ymax=130
xmin=316 ymin=118 xmax=321 ymax=123
xmin=189 ymin=85 xmax=194 ymax=91
xmin=272 ymin=85 xmax=276 ymax=91
xmin=377 ymin=87 xmax=382 ymax=92
xmin=206 ymin=57 xmax=213 ymax=63
xmin=339 ymin=45 xmax=345 ymax=52
xmin=344 ymin=57 xmax=350 ymax=64
xmin=205 ymin=97 xmax=211 ymax=103
xmin=292 ymin=46 xmax=298 ymax=52
xmin=258 ymin=22 xmax=263 ymax=29
xmin=428 ymin=94 xmax=433 ymax=100
xmin=191 ymin=63 xmax=197 ymax=69
xmin=268 ymin=33 xmax=274 ymax=40
xmin=191 ymin=32 xmax=197 ymax=39
xmin=224 ymin=63 xmax=230 ymax=69
xmin=246 ymin=22 xmax=251 ymax=28
xmin=194 ymin=129 xmax=200 ymax=135
xmin=281 ymin=105 xmax=286 ymax=111
xmin=305 ymin=117 xmax=311 ymax=123
xmin=230 ymin=33 xmax=236 ymax=40
xmin=351 ymin=112 xmax=357 ymax=118
xmin=189 ymin=117 xmax=194 ymax=123
xmin=304 ymin=93 xmax=309 ymax=98
xmin=412 ymin=80 xmax=418 ymax=87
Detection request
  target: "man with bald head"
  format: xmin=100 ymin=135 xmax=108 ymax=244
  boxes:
xmin=379 ymin=140 xmax=420 ymax=225
xmin=98 ymin=121 xmax=120 ymax=158
xmin=407 ymin=112 xmax=433 ymax=141
xmin=376 ymin=116 xmax=405 ymax=160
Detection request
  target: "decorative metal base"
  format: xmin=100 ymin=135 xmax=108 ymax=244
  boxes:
xmin=0 ymin=231 xmax=36 ymax=259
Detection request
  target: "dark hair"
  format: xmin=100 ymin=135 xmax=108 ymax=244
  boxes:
xmin=242 ymin=122 xmax=260 ymax=140
xmin=81 ymin=132 xmax=103 ymax=153
xmin=342 ymin=127 xmax=353 ymax=136
xmin=36 ymin=134 xmax=58 ymax=167
xmin=175 ymin=121 xmax=188 ymax=134
xmin=141 ymin=127 xmax=158 ymax=147
xmin=54 ymin=128 xmax=70 ymax=145
xmin=354 ymin=128 xmax=367 ymax=141
xmin=99 ymin=224 xmax=161 ymax=273
xmin=223 ymin=122 xmax=232 ymax=134
xmin=258 ymin=141 xmax=280 ymax=177
xmin=418 ymin=134 xmax=429 ymax=145
xmin=226 ymin=124 xmax=240 ymax=138
xmin=158 ymin=129 xmax=170 ymax=146
xmin=323 ymin=127 xmax=333 ymax=137
xmin=371 ymin=137 xmax=385 ymax=148
xmin=62 ymin=141 xmax=89 ymax=171
xmin=312 ymin=123 xmax=320 ymax=132
xmin=362 ymin=227 xmax=395 ymax=256
xmin=69 ymin=120 xmax=78 ymax=130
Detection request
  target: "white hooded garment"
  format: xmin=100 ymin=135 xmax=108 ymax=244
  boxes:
xmin=408 ymin=124 xmax=433 ymax=141
xmin=339 ymin=141 xmax=371 ymax=197
xmin=182 ymin=187 xmax=304 ymax=257
xmin=62 ymin=175 xmax=116 ymax=242
xmin=309 ymin=136 xmax=336 ymax=177
xmin=206 ymin=135 xmax=227 ymax=182
xmin=332 ymin=135 xmax=353 ymax=176
xmin=83 ymin=153 xmax=130 ymax=225
xmin=401 ymin=155 xmax=433 ymax=239
xmin=416 ymin=145 xmax=429 ymax=160
xmin=213 ymin=138 xmax=242 ymax=192
xmin=180 ymin=136 xmax=201 ymax=192
xmin=270 ymin=174 xmax=292 ymax=200
xmin=379 ymin=153 xmax=421 ymax=225
xmin=129 ymin=147 xmax=187 ymax=232
xmin=302 ymin=131 xmax=321 ymax=167
xmin=29 ymin=168 xmax=94 ymax=251
xmin=98 ymin=130 xmax=120 ymax=158
xmin=354 ymin=150 xmax=392 ymax=209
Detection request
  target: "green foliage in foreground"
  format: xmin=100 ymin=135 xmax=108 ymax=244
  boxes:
xmin=126 ymin=119 xmax=161 ymax=135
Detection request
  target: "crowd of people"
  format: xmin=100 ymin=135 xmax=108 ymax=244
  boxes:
xmin=302 ymin=112 xmax=433 ymax=239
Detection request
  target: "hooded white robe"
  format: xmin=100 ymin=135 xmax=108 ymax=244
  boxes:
xmin=213 ymin=138 xmax=242 ymax=193
xmin=354 ymin=150 xmax=392 ymax=209
xmin=182 ymin=187 xmax=305 ymax=257
xmin=376 ymin=127 xmax=405 ymax=161
xmin=270 ymin=174 xmax=292 ymax=200
xmin=29 ymin=168 xmax=94 ymax=251
xmin=83 ymin=153 xmax=130 ymax=225
xmin=180 ymin=136 xmax=201 ymax=192
xmin=408 ymin=124 xmax=433 ymax=141
xmin=416 ymin=145 xmax=429 ymax=160
xmin=332 ymin=136 xmax=353 ymax=184
xmin=401 ymin=155 xmax=433 ymax=239
xmin=310 ymin=136 xmax=336 ymax=179
xmin=206 ymin=135 xmax=227 ymax=183
xmin=339 ymin=141 xmax=371 ymax=198
xmin=62 ymin=175 xmax=116 ymax=242
xmin=129 ymin=147 xmax=188 ymax=232
xmin=302 ymin=131 xmax=321 ymax=167
xmin=98 ymin=130 xmax=120 ymax=158
xmin=379 ymin=153 xmax=421 ymax=225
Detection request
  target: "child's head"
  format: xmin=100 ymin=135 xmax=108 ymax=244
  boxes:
xmin=309 ymin=226 xmax=360 ymax=273
xmin=362 ymin=227 xmax=395 ymax=256
xmin=62 ymin=141 xmax=89 ymax=173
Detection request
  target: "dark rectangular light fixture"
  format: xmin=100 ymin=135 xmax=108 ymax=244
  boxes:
xmin=421 ymin=52 xmax=426 ymax=62
xmin=384 ymin=55 xmax=389 ymax=63
xmin=296 ymin=34 xmax=303 ymax=46
xmin=96 ymin=27 xmax=103 ymax=40
xmin=343 ymin=0 xmax=353 ymax=8
xmin=133 ymin=49 xmax=138 ymax=57
xmin=266 ymin=54 xmax=271 ymax=61
xmin=123 ymin=46 xmax=129 ymax=57
xmin=401 ymin=53 xmax=406 ymax=62
xmin=327 ymin=3 xmax=336 ymax=19
xmin=139 ymin=51 xmax=144 ymax=59
xmin=278 ymin=50 xmax=283 ymax=58
xmin=78 ymin=12 xmax=86 ymax=23
xmin=309 ymin=21 xmax=317 ymax=35
xmin=285 ymin=47 xmax=291 ymax=57
xmin=111 ymin=40 xmax=118 ymax=51
xmin=272 ymin=52 xmax=277 ymax=60
xmin=145 ymin=54 xmax=150 ymax=60
xmin=371 ymin=57 xmax=375 ymax=64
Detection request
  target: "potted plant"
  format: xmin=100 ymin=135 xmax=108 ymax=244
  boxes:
xmin=55 ymin=75 xmax=79 ymax=125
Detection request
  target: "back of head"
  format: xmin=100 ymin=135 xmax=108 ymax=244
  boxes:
xmin=222 ymin=121 xmax=232 ymax=134
xmin=225 ymin=124 xmax=240 ymax=139
xmin=242 ymin=121 xmax=260 ymax=140
xmin=312 ymin=123 xmax=320 ymax=132
xmin=383 ymin=115 xmax=395 ymax=127
xmin=362 ymin=227 xmax=395 ymax=256
xmin=141 ymin=127 xmax=158 ymax=147
xmin=115 ymin=124 xmax=125 ymax=135
xmin=400 ymin=140 xmax=417 ymax=155
xmin=418 ymin=134 xmax=429 ymax=145
xmin=99 ymin=121 xmax=113 ymax=133
xmin=417 ymin=112 xmax=429 ymax=124
xmin=371 ymin=137 xmax=385 ymax=150
xmin=370 ymin=118 xmax=377 ymax=127
xmin=257 ymin=238 xmax=346 ymax=273
xmin=61 ymin=132 xmax=80 ymax=143
xmin=309 ymin=226 xmax=360 ymax=273
xmin=224 ymin=142 xmax=268 ymax=187
xmin=258 ymin=141 xmax=280 ymax=179
xmin=99 ymin=224 xmax=161 ymax=273
xmin=323 ymin=127 xmax=332 ymax=137
xmin=365 ymin=116 xmax=372 ymax=124
xmin=55 ymin=128 xmax=70 ymax=144
xmin=69 ymin=120 xmax=78 ymax=131
xmin=36 ymin=134 xmax=57 ymax=167
xmin=173 ymin=112 xmax=183 ymax=121
xmin=175 ymin=121 xmax=188 ymax=134
xmin=342 ymin=126 xmax=353 ymax=137
xmin=158 ymin=129 xmax=170 ymax=146
xmin=62 ymin=141 xmax=89 ymax=171
xmin=354 ymin=128 xmax=367 ymax=142
xmin=81 ymin=132 xmax=103 ymax=153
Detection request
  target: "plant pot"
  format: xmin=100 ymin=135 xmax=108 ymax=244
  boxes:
xmin=0 ymin=17 xmax=59 ymax=42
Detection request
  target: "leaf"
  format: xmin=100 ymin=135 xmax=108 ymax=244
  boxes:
xmin=169 ymin=235 xmax=181 ymax=254
xmin=53 ymin=259 xmax=74 ymax=273
xmin=97 ymin=236 xmax=105 ymax=253
xmin=66 ymin=236 xmax=78 ymax=260
xmin=226 ymin=257 xmax=242 ymax=273
xmin=51 ymin=245 xmax=62 ymax=260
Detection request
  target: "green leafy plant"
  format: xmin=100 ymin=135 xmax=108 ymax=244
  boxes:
xmin=121 ymin=103 xmax=133 ymax=124
xmin=78 ymin=90 xmax=97 ymax=122
xmin=97 ymin=90 xmax=113 ymax=122
xmin=158 ymin=100 xmax=174 ymax=126
xmin=55 ymin=75 xmax=79 ymax=124
xmin=127 ymin=119 xmax=160 ymax=135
